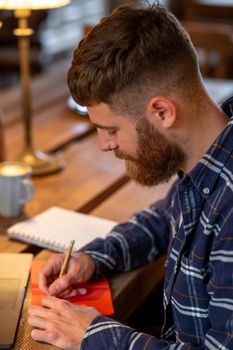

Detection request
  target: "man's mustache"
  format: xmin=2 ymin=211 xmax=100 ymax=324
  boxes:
xmin=114 ymin=149 xmax=137 ymax=162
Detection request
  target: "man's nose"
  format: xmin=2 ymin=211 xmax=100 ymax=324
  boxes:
xmin=97 ymin=130 xmax=117 ymax=152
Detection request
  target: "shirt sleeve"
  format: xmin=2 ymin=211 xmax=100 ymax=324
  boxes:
xmin=81 ymin=306 xmax=233 ymax=350
xmin=79 ymin=181 xmax=178 ymax=277
xmin=80 ymin=315 xmax=189 ymax=350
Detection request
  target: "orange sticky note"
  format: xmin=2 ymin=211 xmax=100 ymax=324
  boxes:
xmin=31 ymin=260 xmax=114 ymax=316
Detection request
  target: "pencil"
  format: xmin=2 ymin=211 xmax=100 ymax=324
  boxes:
xmin=59 ymin=239 xmax=75 ymax=277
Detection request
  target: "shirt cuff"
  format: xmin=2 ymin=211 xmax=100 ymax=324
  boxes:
xmin=80 ymin=315 xmax=133 ymax=350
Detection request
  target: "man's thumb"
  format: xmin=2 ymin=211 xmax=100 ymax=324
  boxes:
xmin=48 ymin=276 xmax=69 ymax=296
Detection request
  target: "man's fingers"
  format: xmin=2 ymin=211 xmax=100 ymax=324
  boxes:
xmin=28 ymin=315 xmax=47 ymax=330
xmin=31 ymin=328 xmax=58 ymax=346
xmin=41 ymin=295 xmax=70 ymax=310
xmin=28 ymin=304 xmax=59 ymax=318
xmin=38 ymin=270 xmax=50 ymax=295
xmin=40 ymin=296 xmax=93 ymax=315
xmin=58 ymin=287 xmax=87 ymax=299
xmin=28 ymin=305 xmax=48 ymax=317
xmin=38 ymin=256 xmax=62 ymax=294
xmin=48 ymin=275 xmax=71 ymax=296
xmin=31 ymin=329 xmax=47 ymax=342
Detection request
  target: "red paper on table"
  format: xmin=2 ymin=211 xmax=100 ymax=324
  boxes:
xmin=31 ymin=260 xmax=114 ymax=315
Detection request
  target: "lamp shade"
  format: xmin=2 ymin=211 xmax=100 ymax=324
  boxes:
xmin=0 ymin=0 xmax=70 ymax=10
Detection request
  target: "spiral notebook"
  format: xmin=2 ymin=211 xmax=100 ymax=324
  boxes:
xmin=7 ymin=207 xmax=117 ymax=252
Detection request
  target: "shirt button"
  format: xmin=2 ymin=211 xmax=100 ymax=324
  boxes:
xmin=203 ymin=187 xmax=210 ymax=195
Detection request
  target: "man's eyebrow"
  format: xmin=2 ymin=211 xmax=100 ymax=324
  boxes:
xmin=93 ymin=123 xmax=117 ymax=130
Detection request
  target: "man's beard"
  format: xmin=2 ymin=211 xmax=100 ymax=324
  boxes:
xmin=114 ymin=118 xmax=186 ymax=186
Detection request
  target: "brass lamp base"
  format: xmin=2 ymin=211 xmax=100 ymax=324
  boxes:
xmin=15 ymin=148 xmax=65 ymax=176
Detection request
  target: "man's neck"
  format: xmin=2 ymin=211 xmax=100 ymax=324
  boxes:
xmin=181 ymin=97 xmax=229 ymax=174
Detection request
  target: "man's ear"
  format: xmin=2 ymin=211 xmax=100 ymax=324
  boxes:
xmin=146 ymin=96 xmax=177 ymax=128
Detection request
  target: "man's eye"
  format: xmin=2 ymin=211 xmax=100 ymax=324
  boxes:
xmin=108 ymin=129 xmax=117 ymax=136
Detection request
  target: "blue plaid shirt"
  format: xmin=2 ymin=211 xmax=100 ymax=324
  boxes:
xmin=80 ymin=101 xmax=233 ymax=349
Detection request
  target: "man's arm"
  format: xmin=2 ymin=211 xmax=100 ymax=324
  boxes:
xmin=80 ymin=181 xmax=178 ymax=277
xmin=82 ymin=310 xmax=233 ymax=350
xmin=29 ymin=222 xmax=233 ymax=350
xmin=37 ymin=181 xmax=177 ymax=297
xmin=29 ymin=258 xmax=233 ymax=350
xmin=80 ymin=209 xmax=233 ymax=350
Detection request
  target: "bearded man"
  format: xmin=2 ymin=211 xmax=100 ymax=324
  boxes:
xmin=28 ymin=3 xmax=233 ymax=349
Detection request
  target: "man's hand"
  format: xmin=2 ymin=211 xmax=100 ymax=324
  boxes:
xmin=28 ymin=296 xmax=100 ymax=349
xmin=38 ymin=252 xmax=96 ymax=298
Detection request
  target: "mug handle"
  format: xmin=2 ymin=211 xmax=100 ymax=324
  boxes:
xmin=20 ymin=178 xmax=34 ymax=204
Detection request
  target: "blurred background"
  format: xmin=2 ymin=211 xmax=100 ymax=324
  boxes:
xmin=0 ymin=0 xmax=232 ymax=90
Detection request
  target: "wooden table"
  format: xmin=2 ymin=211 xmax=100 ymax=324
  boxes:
xmin=1 ymin=59 xmax=232 ymax=349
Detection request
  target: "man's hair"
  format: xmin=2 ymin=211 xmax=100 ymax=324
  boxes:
xmin=67 ymin=2 xmax=201 ymax=116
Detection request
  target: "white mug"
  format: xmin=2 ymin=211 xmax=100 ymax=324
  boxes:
xmin=0 ymin=161 xmax=34 ymax=217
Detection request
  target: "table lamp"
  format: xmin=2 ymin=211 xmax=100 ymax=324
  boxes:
xmin=0 ymin=0 xmax=70 ymax=175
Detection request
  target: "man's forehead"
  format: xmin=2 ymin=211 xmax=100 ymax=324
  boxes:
xmin=87 ymin=103 xmax=133 ymax=127
xmin=88 ymin=102 xmax=116 ymax=117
